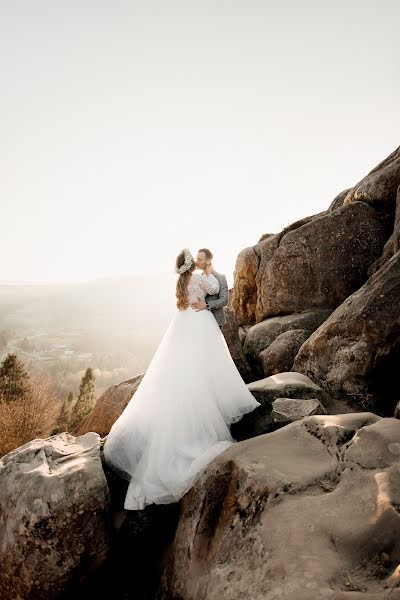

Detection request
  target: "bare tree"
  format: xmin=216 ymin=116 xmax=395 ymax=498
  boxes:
xmin=0 ymin=369 xmax=61 ymax=458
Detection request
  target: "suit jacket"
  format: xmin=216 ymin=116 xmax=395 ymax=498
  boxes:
xmin=204 ymin=270 xmax=229 ymax=327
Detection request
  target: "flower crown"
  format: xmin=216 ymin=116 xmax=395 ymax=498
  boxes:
xmin=175 ymin=248 xmax=194 ymax=275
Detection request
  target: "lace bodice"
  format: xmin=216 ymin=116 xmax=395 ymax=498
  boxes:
xmin=186 ymin=272 xmax=220 ymax=304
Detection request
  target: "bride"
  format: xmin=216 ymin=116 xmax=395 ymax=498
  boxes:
xmin=103 ymin=248 xmax=261 ymax=510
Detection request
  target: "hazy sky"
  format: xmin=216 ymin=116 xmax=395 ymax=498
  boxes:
xmin=1 ymin=0 xmax=399 ymax=287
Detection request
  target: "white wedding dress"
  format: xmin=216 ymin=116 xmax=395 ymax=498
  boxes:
xmin=103 ymin=271 xmax=261 ymax=510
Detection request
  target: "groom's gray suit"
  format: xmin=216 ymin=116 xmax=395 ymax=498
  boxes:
xmin=204 ymin=270 xmax=229 ymax=328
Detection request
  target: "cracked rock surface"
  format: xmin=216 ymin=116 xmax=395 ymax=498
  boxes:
xmin=0 ymin=432 xmax=111 ymax=600
xmin=158 ymin=413 xmax=400 ymax=600
xmin=271 ymin=397 xmax=327 ymax=423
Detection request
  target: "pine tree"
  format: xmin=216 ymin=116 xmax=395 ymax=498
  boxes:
xmin=69 ymin=368 xmax=96 ymax=432
xmin=0 ymin=353 xmax=30 ymax=403
xmin=53 ymin=391 xmax=75 ymax=434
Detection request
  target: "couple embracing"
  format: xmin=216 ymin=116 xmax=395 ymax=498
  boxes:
xmin=103 ymin=247 xmax=260 ymax=510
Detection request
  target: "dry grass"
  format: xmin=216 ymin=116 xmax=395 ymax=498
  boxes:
xmin=0 ymin=370 xmax=61 ymax=458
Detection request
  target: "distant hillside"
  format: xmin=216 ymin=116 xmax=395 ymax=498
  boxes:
xmin=0 ymin=272 xmax=179 ymax=397
xmin=0 ymin=272 xmax=177 ymax=334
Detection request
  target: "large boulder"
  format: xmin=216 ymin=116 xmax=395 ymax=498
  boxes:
xmin=293 ymin=250 xmax=400 ymax=414
xmin=255 ymin=202 xmax=387 ymax=321
xmin=0 ymin=432 xmax=110 ymax=600
xmin=243 ymin=309 xmax=332 ymax=376
xmin=77 ymin=374 xmax=144 ymax=436
xmin=247 ymin=372 xmax=328 ymax=405
xmin=230 ymin=214 xmax=329 ymax=325
xmin=158 ymin=413 xmax=400 ymax=600
xmin=229 ymin=147 xmax=399 ymax=329
xmin=231 ymin=372 xmax=337 ymax=441
xmin=259 ymin=328 xmax=311 ymax=376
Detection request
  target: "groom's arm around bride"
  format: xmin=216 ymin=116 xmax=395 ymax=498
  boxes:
xmin=204 ymin=270 xmax=229 ymax=328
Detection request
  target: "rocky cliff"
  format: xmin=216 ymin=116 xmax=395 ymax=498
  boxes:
xmin=228 ymin=145 xmax=400 ymax=416
xmin=1 ymin=145 xmax=400 ymax=600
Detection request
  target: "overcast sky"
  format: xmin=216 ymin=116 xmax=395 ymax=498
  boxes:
xmin=1 ymin=0 xmax=399 ymax=287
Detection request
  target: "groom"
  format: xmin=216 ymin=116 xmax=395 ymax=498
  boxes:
xmin=191 ymin=248 xmax=229 ymax=329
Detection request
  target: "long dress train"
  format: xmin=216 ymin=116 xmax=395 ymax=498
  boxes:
xmin=103 ymin=272 xmax=261 ymax=510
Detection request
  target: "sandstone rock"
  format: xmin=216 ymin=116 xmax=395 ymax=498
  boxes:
xmin=243 ymin=309 xmax=332 ymax=375
xmin=259 ymin=328 xmax=310 ymax=376
xmin=369 ymin=184 xmax=400 ymax=275
xmin=158 ymin=413 xmax=400 ymax=600
xmin=229 ymin=246 xmax=259 ymax=326
xmin=221 ymin=307 xmax=252 ymax=382
xmin=328 ymin=187 xmax=353 ymax=212
xmin=230 ymin=215 xmax=326 ymax=326
xmin=0 ymin=432 xmax=110 ymax=600
xmin=231 ymin=372 xmax=331 ymax=440
xmin=77 ymin=373 xmax=144 ymax=436
xmin=252 ymin=234 xmax=280 ymax=321
xmin=293 ymin=250 xmax=400 ymax=413
xmin=257 ymin=232 xmax=276 ymax=243
xmin=271 ymin=397 xmax=327 ymax=423
xmin=247 ymin=372 xmax=329 ymax=405
xmin=272 ymin=211 xmax=327 ymax=242
xmin=255 ymin=202 xmax=387 ymax=320
xmin=343 ymin=144 xmax=400 ymax=211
